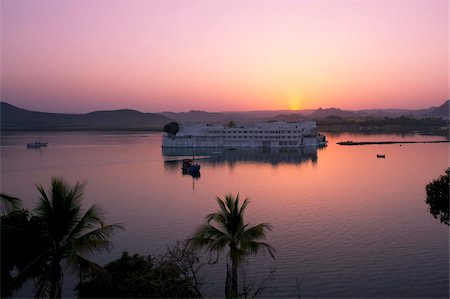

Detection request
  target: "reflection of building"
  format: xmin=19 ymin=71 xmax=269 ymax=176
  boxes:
xmin=162 ymin=146 xmax=319 ymax=166
xmin=162 ymin=121 xmax=326 ymax=148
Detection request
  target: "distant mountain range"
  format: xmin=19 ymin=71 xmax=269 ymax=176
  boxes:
xmin=0 ymin=102 xmax=173 ymax=131
xmin=1 ymin=100 xmax=448 ymax=131
xmin=426 ymin=100 xmax=449 ymax=118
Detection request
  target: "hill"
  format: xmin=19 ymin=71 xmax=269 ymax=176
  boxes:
xmin=426 ymin=100 xmax=449 ymax=119
xmin=269 ymin=113 xmax=307 ymax=122
xmin=0 ymin=102 xmax=173 ymax=131
xmin=160 ymin=109 xmax=315 ymax=124
xmin=308 ymin=108 xmax=357 ymax=119
xmin=159 ymin=110 xmax=237 ymax=123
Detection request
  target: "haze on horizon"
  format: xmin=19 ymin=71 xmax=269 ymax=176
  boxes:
xmin=1 ymin=0 xmax=448 ymax=114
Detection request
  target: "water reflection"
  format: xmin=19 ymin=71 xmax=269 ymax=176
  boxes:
xmin=3 ymin=132 xmax=448 ymax=298
xmin=162 ymin=146 xmax=320 ymax=166
xmin=182 ymin=170 xmax=201 ymax=179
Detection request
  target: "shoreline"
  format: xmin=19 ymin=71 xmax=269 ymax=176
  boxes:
xmin=337 ymin=140 xmax=450 ymax=146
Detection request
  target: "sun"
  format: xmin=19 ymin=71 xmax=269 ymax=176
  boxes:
xmin=285 ymin=88 xmax=302 ymax=110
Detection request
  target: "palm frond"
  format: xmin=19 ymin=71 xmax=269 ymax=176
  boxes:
xmin=35 ymin=184 xmax=52 ymax=216
xmin=191 ymin=224 xmax=230 ymax=251
xmin=0 ymin=193 xmax=22 ymax=215
xmin=238 ymin=198 xmax=249 ymax=218
xmin=241 ymin=223 xmax=272 ymax=242
xmin=74 ymin=223 xmax=123 ymax=245
xmin=216 ymin=196 xmax=228 ymax=215
xmin=244 ymin=241 xmax=276 ymax=259
xmin=65 ymin=204 xmax=106 ymax=242
xmin=34 ymin=263 xmax=53 ymax=298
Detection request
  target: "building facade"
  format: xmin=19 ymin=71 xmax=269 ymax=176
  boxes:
xmin=162 ymin=121 xmax=326 ymax=148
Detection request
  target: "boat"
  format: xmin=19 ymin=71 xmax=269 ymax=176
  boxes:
xmin=376 ymin=154 xmax=385 ymax=158
xmin=27 ymin=141 xmax=48 ymax=148
xmin=182 ymin=159 xmax=201 ymax=173
xmin=210 ymin=151 xmax=222 ymax=158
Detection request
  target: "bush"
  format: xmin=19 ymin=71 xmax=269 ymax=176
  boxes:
xmin=425 ymin=168 xmax=449 ymax=225
xmin=77 ymin=248 xmax=201 ymax=298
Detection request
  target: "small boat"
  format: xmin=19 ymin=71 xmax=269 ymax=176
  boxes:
xmin=27 ymin=141 xmax=48 ymax=148
xmin=227 ymin=147 xmax=237 ymax=151
xmin=376 ymin=154 xmax=385 ymax=158
xmin=182 ymin=159 xmax=201 ymax=173
xmin=210 ymin=151 xmax=222 ymax=158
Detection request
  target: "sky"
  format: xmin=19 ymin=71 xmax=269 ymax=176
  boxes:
xmin=1 ymin=0 xmax=448 ymax=113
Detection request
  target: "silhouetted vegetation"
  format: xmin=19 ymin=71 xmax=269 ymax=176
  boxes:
xmin=77 ymin=241 xmax=206 ymax=298
xmin=1 ymin=177 xmax=123 ymax=298
xmin=163 ymin=122 xmax=180 ymax=137
xmin=1 ymin=209 xmax=47 ymax=297
xmin=226 ymin=121 xmax=236 ymax=128
xmin=2 ymin=181 xmax=279 ymax=298
xmin=425 ymin=168 xmax=449 ymax=225
xmin=317 ymin=116 xmax=448 ymax=135
xmin=0 ymin=193 xmax=22 ymax=215
xmin=190 ymin=194 xmax=275 ymax=298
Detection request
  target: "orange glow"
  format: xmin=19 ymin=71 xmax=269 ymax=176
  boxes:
xmin=2 ymin=0 xmax=448 ymax=113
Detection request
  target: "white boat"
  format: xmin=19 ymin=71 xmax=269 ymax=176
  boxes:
xmin=27 ymin=141 xmax=48 ymax=148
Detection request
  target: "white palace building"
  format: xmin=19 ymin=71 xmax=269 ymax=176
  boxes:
xmin=162 ymin=121 xmax=327 ymax=148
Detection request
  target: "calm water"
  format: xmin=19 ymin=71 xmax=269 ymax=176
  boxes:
xmin=1 ymin=131 xmax=449 ymax=298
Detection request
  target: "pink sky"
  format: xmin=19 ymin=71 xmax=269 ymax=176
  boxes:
xmin=1 ymin=0 xmax=448 ymax=113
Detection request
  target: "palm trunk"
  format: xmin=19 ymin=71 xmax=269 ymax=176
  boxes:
xmin=227 ymin=244 xmax=238 ymax=298
xmin=49 ymin=257 xmax=62 ymax=298
xmin=225 ymin=262 xmax=231 ymax=297
xmin=231 ymin=257 xmax=238 ymax=297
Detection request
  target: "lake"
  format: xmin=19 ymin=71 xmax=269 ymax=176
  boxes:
xmin=1 ymin=131 xmax=449 ymax=298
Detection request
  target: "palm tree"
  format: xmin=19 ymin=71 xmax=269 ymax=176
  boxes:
xmin=190 ymin=193 xmax=275 ymax=298
xmin=17 ymin=177 xmax=123 ymax=298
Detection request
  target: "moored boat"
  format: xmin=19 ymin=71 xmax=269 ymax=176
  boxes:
xmin=182 ymin=159 xmax=201 ymax=173
xmin=27 ymin=141 xmax=48 ymax=148
xmin=210 ymin=151 xmax=222 ymax=158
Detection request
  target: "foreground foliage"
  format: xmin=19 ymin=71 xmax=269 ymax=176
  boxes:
xmin=1 ymin=209 xmax=47 ymax=297
xmin=1 ymin=177 xmax=123 ymax=298
xmin=76 ymin=249 xmax=200 ymax=298
xmin=425 ymin=168 xmax=449 ymax=225
xmin=191 ymin=193 xmax=275 ymax=298
xmin=77 ymin=239 xmax=215 ymax=298
xmin=0 ymin=193 xmax=22 ymax=215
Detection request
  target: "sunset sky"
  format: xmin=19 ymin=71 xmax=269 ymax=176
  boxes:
xmin=1 ymin=0 xmax=448 ymax=113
